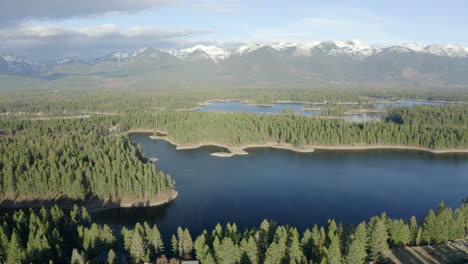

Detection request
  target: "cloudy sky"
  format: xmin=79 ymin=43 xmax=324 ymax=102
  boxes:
xmin=1 ymin=0 xmax=467 ymax=60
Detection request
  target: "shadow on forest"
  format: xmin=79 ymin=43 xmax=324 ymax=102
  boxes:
xmin=389 ymin=243 xmax=468 ymax=264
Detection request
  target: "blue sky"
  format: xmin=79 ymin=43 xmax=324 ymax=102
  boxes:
xmin=55 ymin=0 xmax=468 ymax=45
xmin=1 ymin=0 xmax=467 ymax=59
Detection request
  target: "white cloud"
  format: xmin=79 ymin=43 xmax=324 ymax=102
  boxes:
xmin=0 ymin=0 xmax=179 ymax=27
xmin=0 ymin=24 xmax=214 ymax=60
xmin=190 ymin=0 xmax=241 ymax=13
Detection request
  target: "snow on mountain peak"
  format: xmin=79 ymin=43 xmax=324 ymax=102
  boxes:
xmin=237 ymin=40 xmax=377 ymax=58
xmin=320 ymin=40 xmax=378 ymax=57
xmin=55 ymin=56 xmax=81 ymax=65
xmin=45 ymin=41 xmax=468 ymax=67
xmin=178 ymin=45 xmax=232 ymax=63
xmin=111 ymin=51 xmax=130 ymax=59
xmin=132 ymin=47 xmax=150 ymax=57
xmin=269 ymin=42 xmax=300 ymax=51
xmin=1 ymin=54 xmax=41 ymax=65
xmin=424 ymin=44 xmax=468 ymax=58
xmin=237 ymin=43 xmax=266 ymax=55
xmin=387 ymin=43 xmax=426 ymax=53
xmin=293 ymin=42 xmax=321 ymax=56
xmin=382 ymin=43 xmax=468 ymax=57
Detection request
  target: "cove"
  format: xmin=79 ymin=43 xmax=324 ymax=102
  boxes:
xmin=93 ymin=133 xmax=468 ymax=240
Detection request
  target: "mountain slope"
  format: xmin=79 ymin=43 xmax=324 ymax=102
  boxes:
xmin=1 ymin=41 xmax=468 ymax=89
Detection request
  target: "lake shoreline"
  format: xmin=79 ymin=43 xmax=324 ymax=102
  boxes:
xmin=0 ymin=189 xmax=178 ymax=213
xmin=197 ymin=98 xmax=468 ymax=108
xmin=148 ymin=135 xmax=468 ymax=156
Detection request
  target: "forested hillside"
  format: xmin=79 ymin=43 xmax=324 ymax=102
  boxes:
xmin=0 ymin=117 xmax=175 ymax=204
xmin=0 ymin=201 xmax=466 ymax=263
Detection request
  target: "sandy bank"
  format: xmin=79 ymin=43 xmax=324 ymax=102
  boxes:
xmin=150 ymin=136 xmax=317 ymax=156
xmin=247 ymin=103 xmax=275 ymax=107
xmin=148 ymin=135 xmax=468 ymax=156
xmin=211 ymin=152 xmax=236 ymax=157
xmin=0 ymin=189 xmax=178 ymax=213
xmin=126 ymin=129 xmax=168 ymax=135
xmin=147 ymin=157 xmax=158 ymax=162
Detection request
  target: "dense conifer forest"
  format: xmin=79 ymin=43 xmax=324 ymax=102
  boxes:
xmin=0 ymin=117 xmax=174 ymax=203
xmin=0 ymin=200 xmax=466 ymax=263
xmin=127 ymin=105 xmax=468 ymax=149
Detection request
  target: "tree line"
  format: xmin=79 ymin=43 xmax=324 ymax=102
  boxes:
xmin=1 ymin=87 xmax=467 ymax=117
xmin=0 ymin=200 xmax=466 ymax=263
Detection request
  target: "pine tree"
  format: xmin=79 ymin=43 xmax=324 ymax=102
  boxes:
xmin=344 ymin=222 xmax=367 ymax=264
xmin=288 ymin=230 xmax=303 ymax=264
xmin=203 ymin=252 xmax=216 ymax=264
xmin=415 ymin=227 xmax=422 ymax=246
xmin=182 ymin=228 xmax=193 ymax=259
xmin=264 ymin=242 xmax=283 ymax=264
xmin=177 ymin=227 xmax=184 ymax=257
xmin=421 ymin=210 xmax=437 ymax=245
xmin=435 ymin=206 xmax=453 ymax=244
xmin=453 ymin=208 xmax=465 ymax=239
xmin=108 ymin=249 xmax=116 ymax=264
xmin=150 ymin=225 xmax=164 ymax=256
xmin=389 ymin=219 xmax=410 ymax=247
xmin=0 ymin=227 xmax=9 ymax=262
xmin=130 ymin=232 xmax=145 ymax=263
xmin=240 ymin=236 xmax=258 ymax=264
xmin=409 ymin=216 xmax=418 ymax=245
xmin=301 ymin=229 xmax=313 ymax=261
xmin=323 ymin=230 xmax=342 ymax=264
xmin=216 ymin=237 xmax=241 ymax=264
xmin=171 ymin=234 xmax=179 ymax=256
xmin=194 ymin=234 xmax=208 ymax=261
xmin=344 ymin=238 xmax=366 ymax=264
xmin=71 ymin=249 xmax=85 ymax=264
xmin=7 ymin=231 xmax=25 ymax=264
xmin=310 ymin=224 xmax=322 ymax=261
xmin=369 ymin=218 xmax=389 ymax=261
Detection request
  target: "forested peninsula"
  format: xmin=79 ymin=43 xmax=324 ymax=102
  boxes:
xmin=0 ymin=117 xmax=176 ymax=211
xmin=131 ymin=105 xmax=468 ymax=155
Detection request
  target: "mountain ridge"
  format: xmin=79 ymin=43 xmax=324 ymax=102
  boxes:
xmin=1 ymin=40 xmax=468 ymax=89
xmin=2 ymin=40 xmax=468 ymax=67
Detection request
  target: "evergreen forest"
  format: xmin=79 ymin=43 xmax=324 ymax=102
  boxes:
xmin=0 ymin=200 xmax=466 ymax=263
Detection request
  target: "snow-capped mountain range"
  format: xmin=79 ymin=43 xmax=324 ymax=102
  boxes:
xmin=2 ymin=40 xmax=468 ymax=68
xmin=88 ymin=40 xmax=468 ymax=64
xmin=1 ymin=40 xmax=468 ymax=88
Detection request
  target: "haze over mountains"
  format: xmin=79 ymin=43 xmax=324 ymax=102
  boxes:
xmin=2 ymin=40 xmax=468 ymax=89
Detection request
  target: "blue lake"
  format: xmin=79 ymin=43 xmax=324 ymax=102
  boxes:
xmin=93 ymin=133 xmax=468 ymax=241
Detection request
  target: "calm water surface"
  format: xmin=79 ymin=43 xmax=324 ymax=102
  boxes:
xmin=93 ymin=133 xmax=468 ymax=240
xmin=193 ymin=100 xmax=456 ymax=122
xmin=194 ymin=101 xmax=324 ymax=116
